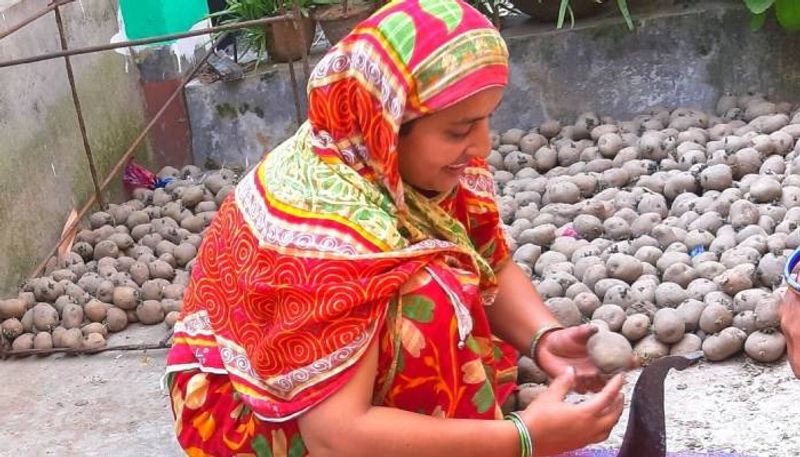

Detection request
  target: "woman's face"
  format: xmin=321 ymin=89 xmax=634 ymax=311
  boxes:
xmin=397 ymin=87 xmax=504 ymax=194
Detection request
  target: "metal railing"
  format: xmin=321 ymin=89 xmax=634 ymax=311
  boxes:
xmin=0 ymin=0 xmax=316 ymax=280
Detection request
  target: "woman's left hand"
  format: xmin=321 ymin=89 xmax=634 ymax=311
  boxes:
xmin=535 ymin=324 xmax=610 ymax=394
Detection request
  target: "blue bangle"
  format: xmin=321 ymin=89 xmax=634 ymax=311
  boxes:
xmin=783 ymin=247 xmax=800 ymax=291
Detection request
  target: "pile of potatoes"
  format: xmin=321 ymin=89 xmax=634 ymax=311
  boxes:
xmin=495 ymin=94 xmax=798 ymax=408
xmin=0 ymin=165 xmax=238 ymax=352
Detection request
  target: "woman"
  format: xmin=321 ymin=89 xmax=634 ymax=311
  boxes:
xmin=165 ymin=1 xmax=625 ymax=455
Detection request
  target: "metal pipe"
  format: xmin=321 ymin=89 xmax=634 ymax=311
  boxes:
xmin=53 ymin=3 xmax=106 ymax=209
xmin=28 ymin=35 xmax=223 ymax=279
xmin=0 ymin=0 xmax=75 ymax=41
xmin=276 ymin=1 xmax=303 ymax=126
xmin=291 ymin=0 xmax=310 ymax=85
xmin=0 ymin=15 xmax=293 ymax=69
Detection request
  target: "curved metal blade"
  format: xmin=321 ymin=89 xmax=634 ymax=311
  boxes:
xmin=617 ymin=351 xmax=703 ymax=457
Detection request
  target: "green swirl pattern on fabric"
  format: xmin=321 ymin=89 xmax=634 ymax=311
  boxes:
xmin=378 ymin=11 xmax=417 ymax=65
xmin=420 ymin=0 xmax=464 ymax=32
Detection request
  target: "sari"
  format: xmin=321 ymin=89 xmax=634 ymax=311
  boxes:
xmin=165 ymin=0 xmax=517 ymax=454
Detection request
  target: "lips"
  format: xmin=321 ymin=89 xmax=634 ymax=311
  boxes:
xmin=445 ymin=162 xmax=468 ymax=172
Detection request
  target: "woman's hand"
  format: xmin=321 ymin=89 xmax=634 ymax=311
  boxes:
xmin=519 ymin=367 xmax=625 ymax=456
xmin=536 ymin=324 xmax=631 ymax=393
xmin=781 ymin=289 xmax=800 ymax=378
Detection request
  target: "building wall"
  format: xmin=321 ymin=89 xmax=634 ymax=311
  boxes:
xmin=186 ymin=0 xmax=800 ymax=166
xmin=0 ymin=0 xmax=151 ymax=296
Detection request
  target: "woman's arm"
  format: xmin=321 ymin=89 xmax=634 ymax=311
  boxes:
xmin=298 ymin=339 xmax=518 ymax=457
xmin=298 ymin=337 xmax=625 ymax=457
xmin=486 ymin=261 xmax=610 ymax=392
xmin=484 ymin=260 xmax=560 ymax=353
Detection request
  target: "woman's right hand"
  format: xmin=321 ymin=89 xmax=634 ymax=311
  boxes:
xmin=519 ymin=367 xmax=625 ymax=456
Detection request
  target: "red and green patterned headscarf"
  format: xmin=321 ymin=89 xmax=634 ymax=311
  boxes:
xmin=178 ymin=0 xmax=511 ymax=420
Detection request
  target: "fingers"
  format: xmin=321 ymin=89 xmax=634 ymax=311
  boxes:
xmin=540 ymin=366 xmax=575 ymax=401
xmin=559 ymin=323 xmax=598 ymax=347
xmin=579 ymin=373 xmax=624 ymax=415
xmin=593 ymin=394 xmax=625 ymax=442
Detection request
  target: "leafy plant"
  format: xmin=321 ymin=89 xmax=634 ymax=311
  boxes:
xmin=210 ymin=0 xmax=314 ymax=61
xmin=744 ymin=0 xmax=800 ymax=31
xmin=468 ymin=0 xmax=634 ymax=30
xmin=556 ymin=0 xmax=633 ymax=31
xmin=466 ymin=0 xmax=519 ymax=26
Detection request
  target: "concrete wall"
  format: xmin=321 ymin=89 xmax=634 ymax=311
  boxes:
xmin=185 ymin=0 xmax=800 ymax=167
xmin=0 ymin=0 xmax=151 ymax=297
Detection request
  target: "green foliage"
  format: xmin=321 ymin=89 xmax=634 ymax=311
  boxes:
xmin=210 ymin=0 xmax=314 ymax=62
xmin=744 ymin=0 xmax=800 ymax=31
xmin=557 ymin=0 xmax=633 ymax=30
xmin=467 ymin=0 xmax=634 ymax=30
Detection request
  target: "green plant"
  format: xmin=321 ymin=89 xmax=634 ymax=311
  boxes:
xmin=210 ymin=0 xmax=314 ymax=60
xmin=744 ymin=0 xmax=800 ymax=31
xmin=556 ymin=0 xmax=633 ymax=30
xmin=467 ymin=0 xmax=518 ymax=24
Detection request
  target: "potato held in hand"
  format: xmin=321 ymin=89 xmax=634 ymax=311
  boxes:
xmin=587 ymin=329 xmax=634 ymax=374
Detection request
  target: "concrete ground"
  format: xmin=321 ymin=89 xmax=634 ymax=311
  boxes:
xmin=2 ymin=325 xmax=799 ymax=457
xmin=0 ymin=324 xmax=182 ymax=457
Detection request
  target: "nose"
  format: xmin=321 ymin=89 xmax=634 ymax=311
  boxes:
xmin=465 ymin=118 xmax=492 ymax=159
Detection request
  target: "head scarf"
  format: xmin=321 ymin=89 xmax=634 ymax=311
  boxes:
xmin=181 ymin=0 xmax=510 ymax=420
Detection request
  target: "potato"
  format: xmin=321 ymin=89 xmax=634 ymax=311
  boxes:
xmin=82 ymin=299 xmax=108 ymax=323
xmin=653 ymin=308 xmax=685 ymax=344
xmin=18 ymin=292 xmax=35 ymax=308
xmin=621 ymin=313 xmax=650 ymax=342
xmin=714 ymin=266 xmax=755 ymax=296
xmin=662 ymin=263 xmax=698 ymax=288
xmin=545 ymin=298 xmax=582 ymax=327
xmin=676 ymin=299 xmax=706 ymax=332
xmin=61 ymin=328 xmax=83 ymax=349
xmin=1 ymin=318 xmax=24 ymax=340
xmin=174 ymin=243 xmax=198 ymax=267
xmin=33 ymin=332 xmax=53 ymax=350
xmin=633 ymin=334 xmax=669 ymax=364
xmin=745 ymin=330 xmax=786 ymax=362
xmin=136 ymin=300 xmax=166 ymax=325
xmin=33 ymin=278 xmax=64 ymax=303
xmin=669 ymin=333 xmax=702 ymax=356
xmin=733 ymin=310 xmax=758 ymax=335
xmin=163 ymin=284 xmax=186 ymax=301
xmin=654 ymin=282 xmax=688 ymax=308
xmin=605 ymin=254 xmax=642 ymax=284
xmin=0 ymin=298 xmax=27 ymax=320
xmin=732 ymin=289 xmax=771 ymax=314
xmin=61 ymin=303 xmax=84 ymax=330
xmin=572 ymin=292 xmax=600 ymax=318
xmin=165 ymin=311 xmax=180 ymax=329
xmin=89 ymin=211 xmax=113 ymax=229
xmin=81 ymin=322 xmax=108 ymax=338
xmin=105 ymin=307 xmax=128 ymax=333
xmin=83 ymin=332 xmax=106 ymax=350
xmin=699 ymin=303 xmax=734 ymax=334
xmin=702 ymin=327 xmax=746 ymax=361
xmin=93 ymin=240 xmax=120 ymax=260
xmin=588 ymin=330 xmax=633 ymax=374
xmin=112 ymin=286 xmax=141 ymax=311
xmin=12 ymin=333 xmax=35 ymax=351
xmin=591 ymin=304 xmax=626 ymax=332
xmin=149 ymin=260 xmax=175 ymax=280
xmin=755 ymin=297 xmax=780 ymax=330
xmin=32 ymin=303 xmax=59 ymax=332
xmin=511 ymin=383 xmax=547 ymax=411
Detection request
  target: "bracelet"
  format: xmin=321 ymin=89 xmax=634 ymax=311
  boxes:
xmin=528 ymin=323 xmax=565 ymax=365
xmin=505 ymin=412 xmax=533 ymax=457
xmin=783 ymin=247 xmax=800 ymax=292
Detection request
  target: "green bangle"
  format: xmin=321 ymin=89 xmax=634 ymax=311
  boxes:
xmin=528 ymin=323 xmax=565 ymax=365
xmin=505 ymin=411 xmax=533 ymax=457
